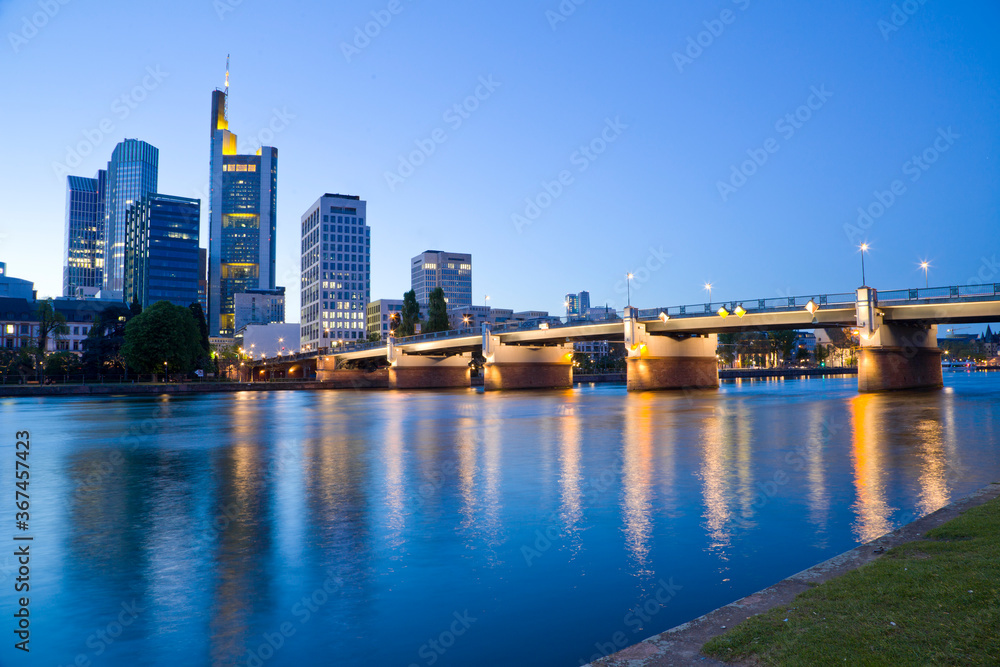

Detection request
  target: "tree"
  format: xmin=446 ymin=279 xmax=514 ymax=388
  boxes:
xmin=188 ymin=302 xmax=211 ymax=370
xmin=82 ymin=303 xmax=132 ymax=378
xmin=122 ymin=301 xmax=203 ymax=376
xmin=398 ymin=289 xmax=421 ymax=337
xmin=367 ymin=332 xmax=381 ymax=342
xmin=33 ymin=299 xmax=69 ymax=382
xmin=45 ymin=351 xmax=83 ymax=377
xmin=425 ymin=287 xmax=451 ymax=333
xmin=770 ymin=330 xmax=798 ymax=365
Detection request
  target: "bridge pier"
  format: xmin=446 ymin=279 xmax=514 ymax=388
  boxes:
xmin=388 ymin=353 xmax=472 ymax=390
xmin=624 ymin=309 xmax=719 ymax=391
xmin=857 ymin=324 xmax=942 ymax=392
xmin=482 ymin=335 xmax=573 ymax=390
xmin=855 ymin=287 xmax=942 ymax=392
xmin=316 ymin=357 xmax=388 ymax=388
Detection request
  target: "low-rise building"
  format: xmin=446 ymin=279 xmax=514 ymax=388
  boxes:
xmin=366 ymin=298 xmax=404 ymax=340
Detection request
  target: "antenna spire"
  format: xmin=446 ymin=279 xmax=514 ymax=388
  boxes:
xmin=225 ymin=54 xmax=230 ymax=89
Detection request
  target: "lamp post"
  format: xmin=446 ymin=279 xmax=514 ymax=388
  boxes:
xmin=163 ymin=360 xmax=167 ymax=384
xmin=626 ymin=273 xmax=633 ymax=307
xmin=920 ymin=261 xmax=929 ymax=289
xmin=704 ymin=282 xmax=713 ymax=304
xmin=859 ymin=243 xmax=869 ymax=286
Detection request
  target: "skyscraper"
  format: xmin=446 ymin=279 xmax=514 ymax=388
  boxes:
xmin=208 ymin=61 xmax=279 ymax=335
xmin=103 ymin=139 xmax=159 ymax=298
xmin=123 ymin=194 xmax=201 ymax=309
xmin=410 ymin=251 xmax=472 ymax=307
xmin=63 ymin=171 xmax=106 ymax=297
xmin=300 ymin=193 xmax=369 ymax=351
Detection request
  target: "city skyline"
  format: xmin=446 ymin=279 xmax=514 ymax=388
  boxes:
xmin=3 ymin=1 xmax=999 ymax=321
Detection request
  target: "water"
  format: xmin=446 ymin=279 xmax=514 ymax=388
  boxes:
xmin=1 ymin=373 xmax=999 ymax=666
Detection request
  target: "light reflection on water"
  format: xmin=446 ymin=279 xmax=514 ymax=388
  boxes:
xmin=1 ymin=373 xmax=998 ymax=666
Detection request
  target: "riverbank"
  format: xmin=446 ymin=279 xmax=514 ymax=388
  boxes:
xmin=587 ymin=481 xmax=1000 ymax=667
xmin=0 ymin=381 xmax=331 ymax=397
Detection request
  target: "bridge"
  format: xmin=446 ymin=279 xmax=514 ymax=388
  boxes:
xmin=260 ymin=284 xmax=1000 ymax=393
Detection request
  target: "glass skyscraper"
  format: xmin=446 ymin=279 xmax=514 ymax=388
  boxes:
xmin=123 ymin=194 xmax=201 ymax=309
xmin=208 ymin=74 xmax=278 ymax=336
xmin=410 ymin=251 xmax=472 ymax=307
xmin=63 ymin=171 xmax=106 ymax=297
xmin=104 ymin=139 xmax=159 ymax=297
xmin=300 ymin=194 xmax=369 ymax=351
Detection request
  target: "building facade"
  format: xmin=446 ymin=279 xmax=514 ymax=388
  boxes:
xmin=234 ymin=287 xmax=285 ymax=332
xmin=103 ymin=139 xmax=159 ymax=298
xmin=300 ymin=194 xmax=369 ymax=351
xmin=565 ymin=290 xmax=591 ymax=319
xmin=208 ymin=77 xmax=278 ymax=335
xmin=366 ymin=298 xmax=403 ymax=340
xmin=123 ymin=194 xmax=201 ymax=309
xmin=234 ymin=322 xmax=300 ymax=359
xmin=0 ymin=262 xmax=35 ymax=301
xmin=410 ymin=250 xmax=472 ymax=307
xmin=63 ymin=172 xmax=106 ymax=297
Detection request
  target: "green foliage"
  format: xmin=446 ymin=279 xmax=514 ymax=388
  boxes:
xmin=703 ymin=496 xmax=1000 ymax=666
xmin=367 ymin=332 xmax=381 ymax=342
xmin=44 ymin=351 xmax=83 ymax=376
xmin=81 ymin=303 xmax=132 ymax=377
xmin=121 ymin=301 xmax=203 ymax=375
xmin=188 ymin=302 xmax=211 ymax=369
xmin=425 ymin=287 xmax=451 ymax=333
xmin=398 ymin=289 xmax=421 ymax=337
xmin=33 ymin=299 xmax=68 ymax=378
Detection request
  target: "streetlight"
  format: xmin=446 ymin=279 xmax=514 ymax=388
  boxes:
xmin=859 ymin=243 xmax=869 ymax=286
xmin=704 ymin=282 xmax=713 ymax=304
xmin=919 ymin=261 xmax=929 ymax=289
xmin=626 ymin=273 xmax=634 ymax=307
xmin=163 ymin=360 xmax=167 ymax=384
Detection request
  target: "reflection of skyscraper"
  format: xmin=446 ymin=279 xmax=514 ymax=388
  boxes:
xmin=63 ymin=171 xmax=106 ymax=297
xmin=208 ymin=61 xmax=278 ymax=335
xmin=104 ymin=140 xmax=159 ymax=297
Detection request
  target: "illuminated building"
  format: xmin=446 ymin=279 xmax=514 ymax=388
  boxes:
xmin=123 ymin=194 xmax=201 ymax=309
xmin=300 ymin=193 xmax=369 ymax=350
xmin=63 ymin=172 xmax=106 ymax=297
xmin=410 ymin=250 xmax=472 ymax=308
xmin=208 ymin=59 xmax=279 ymax=335
xmin=103 ymin=139 xmax=159 ymax=298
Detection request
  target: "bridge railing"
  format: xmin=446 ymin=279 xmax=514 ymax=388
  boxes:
xmin=637 ymin=292 xmax=856 ymax=320
xmin=877 ymin=284 xmax=1000 ymax=305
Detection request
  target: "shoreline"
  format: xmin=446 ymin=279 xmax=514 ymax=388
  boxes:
xmin=587 ymin=480 xmax=1000 ymax=667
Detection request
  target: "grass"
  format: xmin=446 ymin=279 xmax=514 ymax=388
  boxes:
xmin=702 ymin=493 xmax=1000 ymax=666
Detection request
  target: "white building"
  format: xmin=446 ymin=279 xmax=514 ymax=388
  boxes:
xmin=300 ymin=194 xmax=369 ymax=352
xmin=366 ymin=298 xmax=403 ymax=340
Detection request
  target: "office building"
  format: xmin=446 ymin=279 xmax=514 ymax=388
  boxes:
xmin=300 ymin=193 xmax=369 ymax=351
xmin=63 ymin=172 xmax=106 ymax=297
xmin=366 ymin=298 xmax=403 ymax=340
xmin=123 ymin=194 xmax=201 ymax=309
xmin=234 ymin=287 xmax=285 ymax=332
xmin=198 ymin=248 xmax=208 ymax=313
xmin=103 ymin=139 xmax=159 ymax=298
xmin=410 ymin=250 xmax=472 ymax=307
xmin=208 ymin=64 xmax=279 ymax=335
xmin=565 ymin=290 xmax=591 ymax=319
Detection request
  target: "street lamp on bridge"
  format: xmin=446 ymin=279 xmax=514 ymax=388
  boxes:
xmin=919 ymin=260 xmax=930 ymax=288
xmin=859 ymin=243 xmax=870 ymax=286
xmin=626 ymin=273 xmax=634 ymax=307
xmin=704 ymin=282 xmax=713 ymax=304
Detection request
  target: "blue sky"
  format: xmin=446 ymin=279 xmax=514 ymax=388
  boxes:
xmin=1 ymin=0 xmax=997 ymax=319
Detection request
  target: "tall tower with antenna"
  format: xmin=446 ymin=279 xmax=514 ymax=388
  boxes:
xmin=207 ymin=56 xmax=280 ymax=336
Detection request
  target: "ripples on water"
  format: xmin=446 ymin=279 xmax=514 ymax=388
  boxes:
xmin=1 ymin=373 xmax=998 ymax=666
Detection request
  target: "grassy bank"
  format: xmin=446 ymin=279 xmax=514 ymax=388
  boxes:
xmin=703 ymin=493 xmax=1000 ymax=665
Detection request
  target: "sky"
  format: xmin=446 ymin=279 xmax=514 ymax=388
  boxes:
xmin=1 ymin=0 xmax=998 ymax=321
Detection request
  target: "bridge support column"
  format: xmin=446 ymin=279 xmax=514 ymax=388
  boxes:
xmin=858 ymin=324 xmax=942 ymax=392
xmin=388 ymin=353 xmax=472 ymax=390
xmin=482 ymin=335 xmax=573 ymax=390
xmin=316 ymin=357 xmax=388 ymax=388
xmin=624 ymin=309 xmax=718 ymax=391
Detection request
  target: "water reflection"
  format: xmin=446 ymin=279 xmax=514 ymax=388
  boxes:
xmin=622 ymin=394 xmax=654 ymax=576
xmin=558 ymin=397 xmax=583 ymax=553
xmin=849 ymin=394 xmax=895 ymax=542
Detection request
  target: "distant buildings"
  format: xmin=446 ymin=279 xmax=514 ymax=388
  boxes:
xmin=63 ymin=172 xmax=106 ymax=297
xmin=103 ymin=139 xmax=159 ymax=298
xmin=0 ymin=262 xmax=35 ymax=301
xmin=565 ymin=290 xmax=591 ymax=319
xmin=234 ymin=322 xmax=300 ymax=359
xmin=123 ymin=194 xmax=201 ymax=309
xmin=366 ymin=298 xmax=403 ymax=340
xmin=208 ymin=72 xmax=279 ymax=336
xmin=300 ymin=193 xmax=369 ymax=351
xmin=411 ymin=250 xmax=472 ymax=307
xmin=234 ymin=288 xmax=285 ymax=332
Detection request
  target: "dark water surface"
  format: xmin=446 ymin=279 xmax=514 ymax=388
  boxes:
xmin=1 ymin=373 xmax=999 ymax=666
